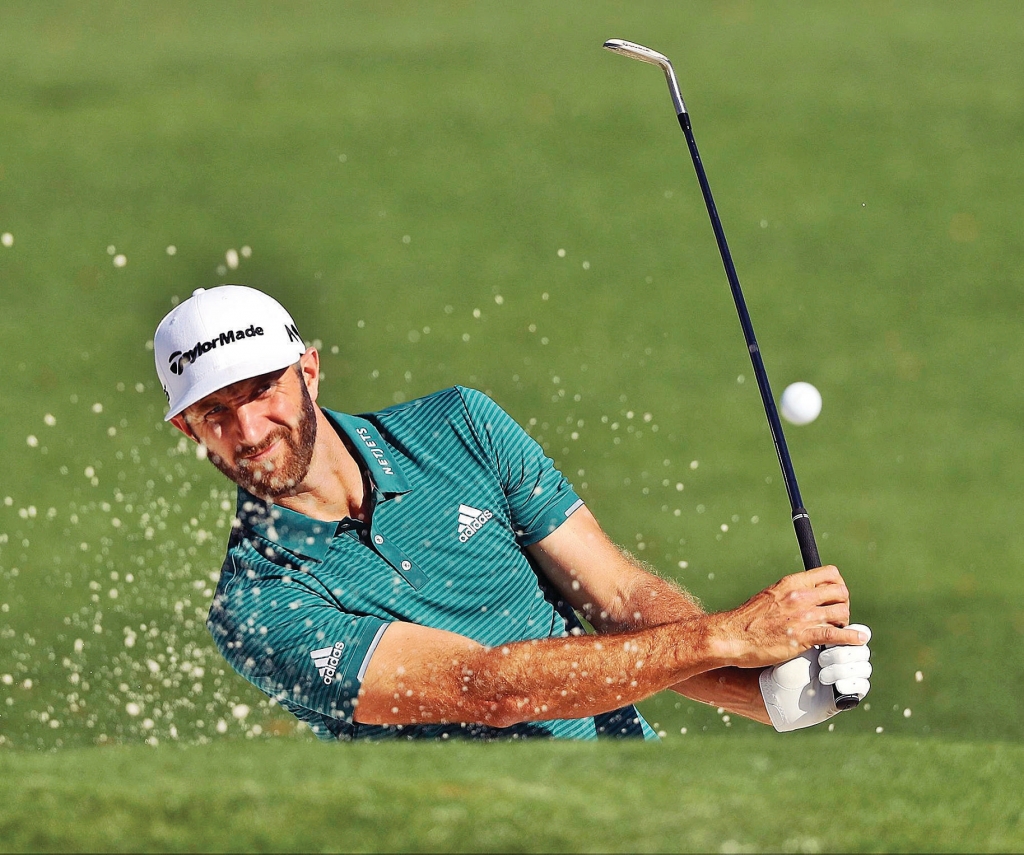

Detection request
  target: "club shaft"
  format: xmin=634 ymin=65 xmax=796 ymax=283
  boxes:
xmin=676 ymin=112 xmax=821 ymax=569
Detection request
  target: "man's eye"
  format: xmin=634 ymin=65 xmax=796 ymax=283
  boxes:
xmin=204 ymin=406 xmax=225 ymax=420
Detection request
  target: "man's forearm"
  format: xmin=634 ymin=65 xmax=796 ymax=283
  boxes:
xmin=358 ymin=617 xmax=723 ymax=728
xmin=669 ymin=668 xmax=771 ymax=725
xmin=581 ymin=549 xmax=704 ymax=633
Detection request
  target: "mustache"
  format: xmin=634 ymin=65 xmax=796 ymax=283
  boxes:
xmin=235 ymin=429 xmax=289 ymax=464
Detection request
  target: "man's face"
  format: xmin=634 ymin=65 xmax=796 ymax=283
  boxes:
xmin=174 ymin=361 xmax=318 ymax=499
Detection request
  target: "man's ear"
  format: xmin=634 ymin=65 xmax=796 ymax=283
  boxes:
xmin=298 ymin=347 xmax=321 ymax=402
xmin=170 ymin=414 xmax=199 ymax=442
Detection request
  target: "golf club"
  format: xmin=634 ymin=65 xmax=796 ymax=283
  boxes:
xmin=604 ymin=38 xmax=860 ymax=710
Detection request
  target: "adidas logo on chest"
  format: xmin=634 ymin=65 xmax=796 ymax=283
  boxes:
xmin=457 ymin=504 xmax=493 ymax=543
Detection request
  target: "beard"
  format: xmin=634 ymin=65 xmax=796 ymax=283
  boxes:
xmin=209 ymin=379 xmax=318 ymax=500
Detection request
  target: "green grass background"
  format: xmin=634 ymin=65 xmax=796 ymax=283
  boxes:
xmin=4 ymin=736 xmax=1023 ymax=853
xmin=1 ymin=1 xmax=1022 ymax=851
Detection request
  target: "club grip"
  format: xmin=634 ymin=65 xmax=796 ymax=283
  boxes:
xmin=792 ymin=507 xmax=861 ymax=710
xmin=792 ymin=508 xmax=820 ymax=571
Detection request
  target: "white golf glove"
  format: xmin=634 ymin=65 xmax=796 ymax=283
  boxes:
xmin=759 ymin=624 xmax=872 ymax=733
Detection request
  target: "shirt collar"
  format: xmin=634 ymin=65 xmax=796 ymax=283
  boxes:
xmin=323 ymin=408 xmax=412 ymax=495
xmin=233 ymin=407 xmax=411 ymax=562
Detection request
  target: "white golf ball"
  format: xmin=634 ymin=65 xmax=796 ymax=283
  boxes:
xmin=780 ymin=382 xmax=822 ymax=425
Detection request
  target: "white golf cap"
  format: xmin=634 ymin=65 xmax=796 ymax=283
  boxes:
xmin=154 ymin=285 xmax=306 ymax=421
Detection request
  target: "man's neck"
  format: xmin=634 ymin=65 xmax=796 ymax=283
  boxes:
xmin=268 ymin=409 xmax=369 ymax=522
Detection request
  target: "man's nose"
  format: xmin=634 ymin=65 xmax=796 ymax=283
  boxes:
xmin=234 ymin=400 xmax=269 ymax=448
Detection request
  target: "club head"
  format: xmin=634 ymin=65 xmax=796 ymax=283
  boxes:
xmin=603 ymin=39 xmax=686 ymax=116
xmin=602 ymin=39 xmax=671 ymax=70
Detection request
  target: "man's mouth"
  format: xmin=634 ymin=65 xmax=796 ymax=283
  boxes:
xmin=239 ymin=438 xmax=281 ymax=465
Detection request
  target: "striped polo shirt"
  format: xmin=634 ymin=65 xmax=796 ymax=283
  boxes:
xmin=207 ymin=386 xmax=656 ymax=741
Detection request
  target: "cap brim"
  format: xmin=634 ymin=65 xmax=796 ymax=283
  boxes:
xmin=163 ymin=352 xmax=301 ymax=421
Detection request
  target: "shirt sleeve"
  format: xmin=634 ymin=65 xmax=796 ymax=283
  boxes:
xmin=457 ymin=387 xmax=584 ymax=546
xmin=207 ymin=548 xmax=389 ymax=726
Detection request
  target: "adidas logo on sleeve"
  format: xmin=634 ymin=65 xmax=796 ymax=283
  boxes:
xmin=310 ymin=641 xmax=345 ymax=685
xmin=457 ymin=504 xmax=493 ymax=543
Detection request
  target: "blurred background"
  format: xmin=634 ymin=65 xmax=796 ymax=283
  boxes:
xmin=0 ymin=0 xmax=1021 ymax=774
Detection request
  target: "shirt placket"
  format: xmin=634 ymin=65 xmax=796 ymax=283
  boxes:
xmin=367 ymin=488 xmax=428 ymax=590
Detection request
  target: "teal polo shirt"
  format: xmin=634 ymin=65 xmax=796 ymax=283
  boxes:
xmin=207 ymin=386 xmax=656 ymax=741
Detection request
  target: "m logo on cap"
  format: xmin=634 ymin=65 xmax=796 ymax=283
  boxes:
xmin=167 ymin=324 xmax=265 ymax=375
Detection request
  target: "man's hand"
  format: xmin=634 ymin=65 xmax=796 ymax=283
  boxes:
xmin=759 ymin=624 xmax=873 ymax=732
xmin=703 ymin=566 xmax=866 ymax=669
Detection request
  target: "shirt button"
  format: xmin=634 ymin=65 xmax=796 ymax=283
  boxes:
xmin=374 ymin=535 xmax=384 ymax=545
xmin=401 ymin=561 xmax=412 ymax=571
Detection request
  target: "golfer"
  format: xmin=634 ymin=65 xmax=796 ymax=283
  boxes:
xmin=154 ymin=285 xmax=871 ymax=740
